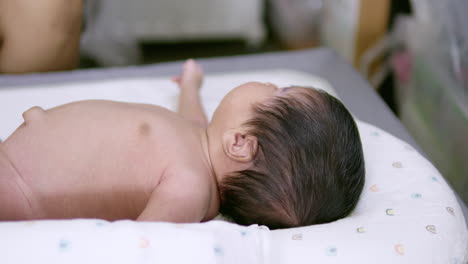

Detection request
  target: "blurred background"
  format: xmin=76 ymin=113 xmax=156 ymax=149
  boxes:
xmin=78 ymin=0 xmax=467 ymax=204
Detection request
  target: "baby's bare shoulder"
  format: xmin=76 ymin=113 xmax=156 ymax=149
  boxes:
xmin=137 ymin=166 xmax=211 ymax=222
xmin=162 ymin=163 xmax=211 ymax=197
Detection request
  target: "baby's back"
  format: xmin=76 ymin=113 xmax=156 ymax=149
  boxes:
xmin=3 ymin=100 xmax=200 ymax=220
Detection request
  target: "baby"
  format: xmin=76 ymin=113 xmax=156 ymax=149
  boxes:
xmin=0 ymin=60 xmax=365 ymax=229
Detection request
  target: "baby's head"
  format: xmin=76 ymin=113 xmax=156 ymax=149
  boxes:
xmin=207 ymin=82 xmax=365 ymax=229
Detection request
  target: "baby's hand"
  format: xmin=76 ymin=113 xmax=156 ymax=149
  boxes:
xmin=172 ymin=59 xmax=204 ymax=92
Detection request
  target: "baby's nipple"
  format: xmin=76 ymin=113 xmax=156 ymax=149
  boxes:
xmin=22 ymin=106 xmax=46 ymax=124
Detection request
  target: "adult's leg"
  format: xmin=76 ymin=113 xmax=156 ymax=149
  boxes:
xmin=0 ymin=0 xmax=82 ymax=73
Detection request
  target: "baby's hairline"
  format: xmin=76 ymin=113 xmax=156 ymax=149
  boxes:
xmin=258 ymin=85 xmax=327 ymax=110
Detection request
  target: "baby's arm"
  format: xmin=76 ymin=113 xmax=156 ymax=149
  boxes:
xmin=137 ymin=169 xmax=208 ymax=222
xmin=172 ymin=60 xmax=208 ymax=127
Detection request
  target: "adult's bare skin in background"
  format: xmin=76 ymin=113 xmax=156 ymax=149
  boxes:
xmin=0 ymin=0 xmax=82 ymax=73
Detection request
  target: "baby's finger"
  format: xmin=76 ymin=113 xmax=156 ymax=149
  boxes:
xmin=171 ymin=76 xmax=181 ymax=83
xmin=184 ymin=59 xmax=193 ymax=69
xmin=193 ymin=61 xmax=203 ymax=73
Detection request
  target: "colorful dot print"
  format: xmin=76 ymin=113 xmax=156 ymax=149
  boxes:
xmin=23 ymin=221 xmax=36 ymax=226
xmin=58 ymin=239 xmax=71 ymax=252
xmin=356 ymin=227 xmax=365 ymax=233
xmin=446 ymin=207 xmax=455 ymax=216
xmin=95 ymin=220 xmax=107 ymax=227
xmin=394 ymin=244 xmax=405 ymax=255
xmin=425 ymin=225 xmax=437 ymax=234
xmin=213 ymin=245 xmax=223 ymax=256
xmin=139 ymin=237 xmax=150 ymax=248
xmin=386 ymin=209 xmax=395 ymax=216
xmin=325 ymin=246 xmax=337 ymax=256
xmin=392 ymin=161 xmax=403 ymax=168
xmin=292 ymin=233 xmax=303 ymax=240
xmin=404 ymin=145 xmax=414 ymax=151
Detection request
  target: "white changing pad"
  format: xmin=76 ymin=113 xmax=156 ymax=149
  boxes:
xmin=0 ymin=70 xmax=466 ymax=264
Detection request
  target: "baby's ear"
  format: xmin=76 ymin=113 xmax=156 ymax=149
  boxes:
xmin=222 ymin=128 xmax=258 ymax=163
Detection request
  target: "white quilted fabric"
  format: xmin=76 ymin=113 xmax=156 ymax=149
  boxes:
xmin=0 ymin=220 xmax=269 ymax=264
xmin=0 ymin=70 xmax=466 ymax=264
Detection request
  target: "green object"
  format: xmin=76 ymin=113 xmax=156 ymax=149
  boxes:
xmin=398 ymin=55 xmax=468 ymax=204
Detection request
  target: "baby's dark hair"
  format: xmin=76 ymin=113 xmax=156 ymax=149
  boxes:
xmin=218 ymin=86 xmax=365 ymax=229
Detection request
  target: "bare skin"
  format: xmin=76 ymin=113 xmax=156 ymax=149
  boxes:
xmin=0 ymin=0 xmax=82 ymax=73
xmin=0 ymin=60 xmax=280 ymax=222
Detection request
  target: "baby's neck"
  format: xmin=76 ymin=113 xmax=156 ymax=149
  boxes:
xmin=197 ymin=128 xmax=216 ymax=178
xmin=197 ymin=128 xmax=220 ymax=220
